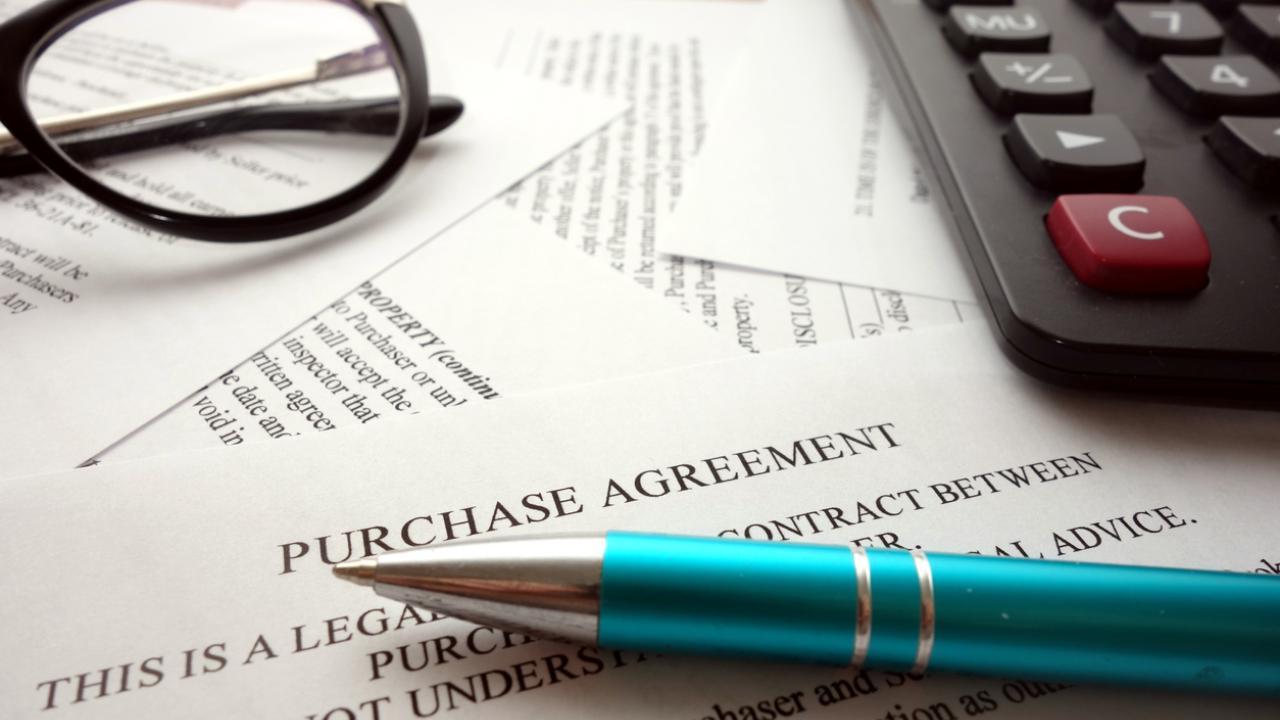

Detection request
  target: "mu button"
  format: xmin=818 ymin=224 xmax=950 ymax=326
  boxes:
xmin=1046 ymin=195 xmax=1210 ymax=294
xmin=944 ymin=6 xmax=1051 ymax=57
xmin=1005 ymin=114 xmax=1145 ymax=191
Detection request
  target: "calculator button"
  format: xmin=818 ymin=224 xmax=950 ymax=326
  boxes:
xmin=1195 ymin=0 xmax=1235 ymax=17
xmin=944 ymin=6 xmax=1052 ymax=57
xmin=973 ymin=54 xmax=1094 ymax=113
xmin=1005 ymin=114 xmax=1145 ymax=191
xmin=1231 ymin=5 xmax=1280 ymax=63
xmin=1046 ymin=195 xmax=1210 ymax=294
xmin=1197 ymin=0 xmax=1276 ymax=18
xmin=924 ymin=0 xmax=1012 ymax=10
xmin=1206 ymin=115 xmax=1280 ymax=186
xmin=1106 ymin=3 xmax=1224 ymax=59
xmin=1151 ymin=55 xmax=1280 ymax=116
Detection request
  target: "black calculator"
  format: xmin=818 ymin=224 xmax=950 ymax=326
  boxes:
xmin=851 ymin=0 xmax=1280 ymax=401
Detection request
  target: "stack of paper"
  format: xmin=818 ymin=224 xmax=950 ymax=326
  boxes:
xmin=1 ymin=1 xmax=1276 ymax=718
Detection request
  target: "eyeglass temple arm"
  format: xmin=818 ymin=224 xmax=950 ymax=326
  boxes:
xmin=0 ymin=44 xmax=393 ymax=154
xmin=0 ymin=95 xmax=462 ymax=179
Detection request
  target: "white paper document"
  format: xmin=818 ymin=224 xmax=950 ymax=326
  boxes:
xmin=488 ymin=0 xmax=978 ymax=350
xmin=3 ymin=325 xmax=1278 ymax=719
xmin=657 ymin=0 xmax=977 ymax=301
xmin=102 ymin=204 xmax=737 ymax=461
xmin=0 ymin=8 xmax=622 ymax=478
xmin=91 ymin=0 xmax=972 ymax=465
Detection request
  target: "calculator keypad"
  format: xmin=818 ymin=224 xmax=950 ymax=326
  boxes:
xmin=859 ymin=0 xmax=1280 ymax=395
xmin=1106 ymin=3 xmax=1224 ymax=59
xmin=944 ymin=6 xmax=1053 ymax=56
xmin=973 ymin=53 xmax=1095 ymax=113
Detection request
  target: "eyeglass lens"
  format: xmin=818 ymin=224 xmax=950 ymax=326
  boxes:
xmin=15 ymin=0 xmax=405 ymax=217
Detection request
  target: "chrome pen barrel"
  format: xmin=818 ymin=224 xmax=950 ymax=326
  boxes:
xmin=351 ymin=534 xmax=605 ymax=645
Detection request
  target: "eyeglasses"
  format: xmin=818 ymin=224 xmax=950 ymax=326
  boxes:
xmin=0 ymin=0 xmax=460 ymax=242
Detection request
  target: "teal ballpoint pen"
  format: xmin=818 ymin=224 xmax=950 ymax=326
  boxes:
xmin=332 ymin=531 xmax=1280 ymax=694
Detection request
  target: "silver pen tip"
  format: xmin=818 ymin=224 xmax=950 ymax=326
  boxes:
xmin=332 ymin=558 xmax=377 ymax=587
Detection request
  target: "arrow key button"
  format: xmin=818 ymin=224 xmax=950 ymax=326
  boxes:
xmin=1004 ymin=114 xmax=1146 ymax=191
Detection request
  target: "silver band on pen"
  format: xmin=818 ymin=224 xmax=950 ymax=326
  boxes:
xmin=851 ymin=546 xmax=872 ymax=668
xmin=910 ymin=548 xmax=936 ymax=675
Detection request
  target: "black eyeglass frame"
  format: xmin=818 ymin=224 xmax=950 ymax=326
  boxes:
xmin=0 ymin=0 xmax=430 ymax=243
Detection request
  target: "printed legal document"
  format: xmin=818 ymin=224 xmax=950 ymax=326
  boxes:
xmin=3 ymin=325 xmax=1277 ymax=719
xmin=484 ymin=0 xmax=978 ymax=345
xmin=0 ymin=4 xmax=621 ymax=477
xmin=658 ymin=0 xmax=977 ymax=301
xmin=102 ymin=204 xmax=737 ymax=461
xmin=101 ymin=0 xmax=976 ymax=465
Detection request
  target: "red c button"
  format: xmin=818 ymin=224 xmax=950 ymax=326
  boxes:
xmin=1046 ymin=195 xmax=1210 ymax=294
